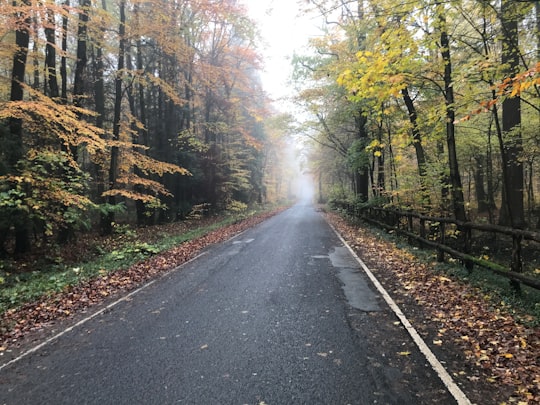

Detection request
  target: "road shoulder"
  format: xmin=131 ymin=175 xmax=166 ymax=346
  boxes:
xmin=323 ymin=210 xmax=538 ymax=405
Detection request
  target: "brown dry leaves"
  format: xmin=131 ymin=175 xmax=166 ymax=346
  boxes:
xmin=0 ymin=209 xmax=284 ymax=351
xmin=325 ymin=211 xmax=539 ymax=404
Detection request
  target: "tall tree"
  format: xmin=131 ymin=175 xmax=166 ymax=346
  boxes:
xmin=44 ymin=5 xmax=59 ymax=98
xmin=73 ymin=0 xmax=90 ymax=104
xmin=436 ymin=2 xmax=467 ymax=222
xmin=499 ymin=0 xmax=525 ymax=228
xmin=60 ymin=0 xmax=69 ymax=101
xmin=8 ymin=0 xmax=32 ymax=254
xmin=103 ymin=0 xmax=127 ymax=235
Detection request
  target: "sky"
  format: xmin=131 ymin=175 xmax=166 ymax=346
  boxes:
xmin=243 ymin=0 xmax=321 ymax=101
xmin=243 ymin=1 xmax=323 ymax=191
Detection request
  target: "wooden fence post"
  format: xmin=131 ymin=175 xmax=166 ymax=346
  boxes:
xmin=407 ymin=212 xmax=414 ymax=244
xmin=437 ymin=222 xmax=445 ymax=262
xmin=510 ymin=235 xmax=523 ymax=292
xmin=419 ymin=218 xmax=426 ymax=249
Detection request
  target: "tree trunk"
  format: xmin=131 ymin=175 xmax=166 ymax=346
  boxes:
xmin=485 ymin=118 xmax=497 ymax=223
xmin=438 ymin=6 xmax=467 ymax=222
xmin=354 ymin=112 xmax=369 ymax=202
xmin=32 ymin=17 xmax=39 ymax=90
xmin=73 ymin=0 xmax=90 ymax=104
xmin=474 ymin=155 xmax=489 ymax=213
xmin=60 ymin=0 xmax=69 ymax=101
xmin=401 ymin=87 xmax=430 ymax=205
xmin=126 ymin=26 xmax=151 ymax=225
xmin=498 ymin=0 xmax=525 ymax=228
xmin=92 ymin=0 xmax=107 ymax=233
xmin=9 ymin=0 xmax=32 ymax=255
xmin=104 ymin=0 xmax=126 ymax=235
xmin=135 ymin=19 xmax=150 ymax=225
xmin=45 ymin=8 xmax=59 ymax=98
xmin=373 ymin=116 xmax=385 ymax=197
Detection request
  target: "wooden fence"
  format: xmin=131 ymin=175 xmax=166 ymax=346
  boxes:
xmin=334 ymin=203 xmax=540 ymax=291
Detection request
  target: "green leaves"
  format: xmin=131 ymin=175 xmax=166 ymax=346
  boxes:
xmin=108 ymin=243 xmax=160 ymax=262
xmin=0 ymin=148 xmax=94 ymax=237
xmin=346 ymin=139 xmax=370 ymax=172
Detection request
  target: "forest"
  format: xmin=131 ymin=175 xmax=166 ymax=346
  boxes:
xmin=1 ymin=0 xmax=298 ymax=258
xmin=1 ymin=2 xmax=539 ymax=401
xmin=1 ymin=0 xmax=539 ymax=258
xmin=293 ymin=0 xmax=540 ymax=231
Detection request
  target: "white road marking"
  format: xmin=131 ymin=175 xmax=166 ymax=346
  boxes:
xmin=328 ymin=223 xmax=472 ymax=405
xmin=0 ymin=251 xmax=208 ymax=372
xmin=1 ymin=219 xmax=259 ymax=371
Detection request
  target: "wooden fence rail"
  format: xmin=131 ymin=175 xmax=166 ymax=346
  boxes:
xmin=334 ymin=203 xmax=540 ymax=291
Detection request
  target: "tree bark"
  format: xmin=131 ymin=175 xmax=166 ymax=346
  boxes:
xmin=354 ymin=112 xmax=369 ymax=202
xmin=104 ymin=0 xmax=126 ymax=235
xmin=93 ymin=0 xmax=107 ymax=233
xmin=485 ymin=118 xmax=497 ymax=223
xmin=9 ymin=0 xmax=32 ymax=255
xmin=135 ymin=20 xmax=150 ymax=224
xmin=401 ymin=87 xmax=430 ymax=205
xmin=474 ymin=155 xmax=489 ymax=213
xmin=73 ymin=0 xmax=90 ymax=104
xmin=498 ymin=0 xmax=525 ymax=229
xmin=375 ymin=116 xmax=385 ymax=197
xmin=45 ymin=8 xmax=59 ymax=98
xmin=438 ymin=6 xmax=467 ymax=222
xmin=60 ymin=0 xmax=69 ymax=101
xmin=126 ymin=22 xmax=151 ymax=225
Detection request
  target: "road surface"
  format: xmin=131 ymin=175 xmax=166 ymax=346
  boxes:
xmin=0 ymin=203 xmax=458 ymax=404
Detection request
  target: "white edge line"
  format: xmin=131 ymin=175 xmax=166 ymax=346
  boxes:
xmin=0 ymin=213 xmax=270 ymax=371
xmin=328 ymin=223 xmax=472 ymax=405
xmin=0 ymin=251 xmax=208 ymax=372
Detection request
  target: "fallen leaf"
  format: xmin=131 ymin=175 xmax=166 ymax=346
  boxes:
xmin=398 ymin=351 xmax=411 ymax=356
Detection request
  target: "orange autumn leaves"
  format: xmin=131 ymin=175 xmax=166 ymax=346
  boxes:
xmin=325 ymin=211 xmax=539 ymax=404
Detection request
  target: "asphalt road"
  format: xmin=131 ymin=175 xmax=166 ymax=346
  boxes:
xmin=0 ymin=203 xmax=458 ymax=404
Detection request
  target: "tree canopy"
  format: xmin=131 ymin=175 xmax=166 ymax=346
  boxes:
xmin=1 ymin=0 xmax=539 ymax=257
xmin=293 ymin=0 xmax=540 ymax=228
xmin=0 ymin=0 xmax=298 ymax=256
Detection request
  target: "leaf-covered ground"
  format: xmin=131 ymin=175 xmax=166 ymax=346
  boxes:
xmin=323 ymin=211 xmax=539 ymax=405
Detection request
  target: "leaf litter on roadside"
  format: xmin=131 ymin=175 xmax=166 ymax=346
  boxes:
xmin=324 ymin=211 xmax=539 ymax=405
xmin=0 ymin=209 xmax=284 ymax=352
